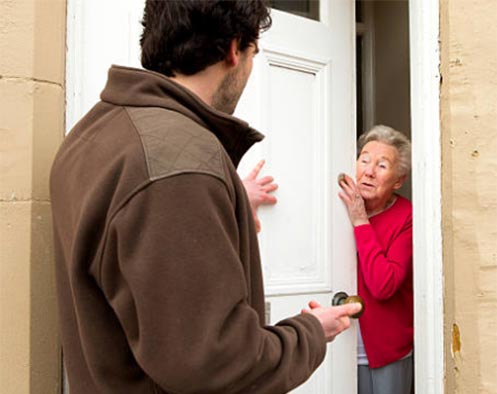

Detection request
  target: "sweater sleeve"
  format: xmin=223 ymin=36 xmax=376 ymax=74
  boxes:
xmin=98 ymin=173 xmax=326 ymax=394
xmin=354 ymin=211 xmax=412 ymax=301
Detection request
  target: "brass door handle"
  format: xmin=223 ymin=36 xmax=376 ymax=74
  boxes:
xmin=332 ymin=291 xmax=364 ymax=318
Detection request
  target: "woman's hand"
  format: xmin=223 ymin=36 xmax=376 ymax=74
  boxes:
xmin=338 ymin=173 xmax=369 ymax=227
xmin=242 ymin=160 xmax=278 ymax=232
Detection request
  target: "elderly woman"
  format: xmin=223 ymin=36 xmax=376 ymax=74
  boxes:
xmin=338 ymin=125 xmax=413 ymax=394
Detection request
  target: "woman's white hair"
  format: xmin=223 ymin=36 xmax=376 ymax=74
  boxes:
xmin=358 ymin=125 xmax=412 ymax=176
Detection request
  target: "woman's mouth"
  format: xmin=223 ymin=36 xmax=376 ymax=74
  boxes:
xmin=360 ymin=182 xmax=375 ymax=188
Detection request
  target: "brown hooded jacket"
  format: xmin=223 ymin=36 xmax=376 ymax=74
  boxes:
xmin=50 ymin=65 xmax=326 ymax=394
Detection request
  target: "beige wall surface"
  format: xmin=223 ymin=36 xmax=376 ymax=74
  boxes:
xmin=0 ymin=0 xmax=66 ymax=393
xmin=440 ymin=0 xmax=497 ymax=393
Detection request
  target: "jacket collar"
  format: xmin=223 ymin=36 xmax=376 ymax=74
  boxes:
xmin=100 ymin=65 xmax=264 ymax=167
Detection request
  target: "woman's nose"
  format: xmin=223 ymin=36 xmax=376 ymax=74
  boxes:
xmin=364 ymin=165 xmax=375 ymax=177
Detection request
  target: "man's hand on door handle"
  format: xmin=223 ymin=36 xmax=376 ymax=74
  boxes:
xmin=301 ymin=300 xmax=362 ymax=342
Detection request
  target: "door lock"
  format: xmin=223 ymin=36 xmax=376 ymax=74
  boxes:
xmin=332 ymin=291 xmax=365 ymax=319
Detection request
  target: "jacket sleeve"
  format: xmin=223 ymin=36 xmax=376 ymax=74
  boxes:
xmin=353 ymin=212 xmax=413 ymax=300
xmin=98 ymin=173 xmax=326 ymax=394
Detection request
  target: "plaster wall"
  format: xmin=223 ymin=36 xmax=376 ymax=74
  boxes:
xmin=440 ymin=1 xmax=497 ymax=393
xmin=0 ymin=0 xmax=66 ymax=392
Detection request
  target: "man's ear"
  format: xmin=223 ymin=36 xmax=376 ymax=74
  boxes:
xmin=226 ymin=38 xmax=241 ymax=67
xmin=393 ymin=174 xmax=407 ymax=190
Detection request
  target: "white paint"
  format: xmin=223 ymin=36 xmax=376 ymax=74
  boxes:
xmin=237 ymin=4 xmax=357 ymax=392
xmin=65 ymin=0 xmax=145 ymax=132
xmin=238 ymin=33 xmax=334 ymax=297
xmin=409 ymin=0 xmax=445 ymax=393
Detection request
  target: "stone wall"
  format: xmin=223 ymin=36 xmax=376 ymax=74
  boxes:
xmin=440 ymin=1 xmax=497 ymax=393
xmin=0 ymin=0 xmax=66 ymax=392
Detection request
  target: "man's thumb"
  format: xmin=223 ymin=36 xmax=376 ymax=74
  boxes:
xmin=335 ymin=302 xmax=363 ymax=317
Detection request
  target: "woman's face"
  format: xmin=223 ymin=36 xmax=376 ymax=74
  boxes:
xmin=355 ymin=141 xmax=405 ymax=205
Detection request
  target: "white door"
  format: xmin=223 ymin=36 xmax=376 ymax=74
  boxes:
xmin=66 ymin=1 xmax=357 ymax=393
xmin=236 ymin=3 xmax=357 ymax=393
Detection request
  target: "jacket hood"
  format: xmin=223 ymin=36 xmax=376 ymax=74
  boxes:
xmin=100 ymin=65 xmax=264 ymax=166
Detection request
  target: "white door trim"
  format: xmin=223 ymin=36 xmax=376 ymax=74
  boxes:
xmin=409 ymin=1 xmax=445 ymax=393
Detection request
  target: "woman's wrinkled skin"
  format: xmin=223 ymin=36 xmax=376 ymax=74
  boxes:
xmin=339 ymin=141 xmax=406 ymax=225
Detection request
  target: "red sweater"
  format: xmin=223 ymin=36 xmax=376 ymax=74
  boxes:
xmin=354 ymin=195 xmax=413 ymax=368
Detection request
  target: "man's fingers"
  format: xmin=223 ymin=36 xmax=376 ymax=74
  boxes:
xmin=333 ymin=302 xmax=363 ymax=317
xmin=256 ymin=175 xmax=274 ymax=185
xmin=246 ymin=159 xmax=265 ymax=180
xmin=261 ymin=183 xmax=278 ymax=193
xmin=254 ymin=214 xmax=261 ymax=232
xmin=308 ymin=300 xmax=321 ymax=309
xmin=261 ymin=195 xmax=277 ymax=205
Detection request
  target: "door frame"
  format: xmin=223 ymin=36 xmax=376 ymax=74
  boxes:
xmin=65 ymin=0 xmax=445 ymax=392
xmin=409 ymin=1 xmax=444 ymax=393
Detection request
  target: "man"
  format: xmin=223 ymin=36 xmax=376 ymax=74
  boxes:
xmin=242 ymin=159 xmax=278 ymax=232
xmin=50 ymin=1 xmax=361 ymax=393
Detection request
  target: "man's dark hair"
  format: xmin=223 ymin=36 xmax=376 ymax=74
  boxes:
xmin=140 ymin=0 xmax=272 ymax=77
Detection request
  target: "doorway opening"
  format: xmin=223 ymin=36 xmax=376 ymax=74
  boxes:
xmin=355 ymin=0 xmax=411 ymax=200
xmin=355 ymin=1 xmax=415 ymax=393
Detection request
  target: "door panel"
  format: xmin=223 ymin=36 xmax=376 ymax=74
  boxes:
xmin=236 ymin=5 xmax=357 ymax=393
xmin=66 ymin=2 xmax=357 ymax=393
xmin=255 ymin=56 xmax=331 ymax=295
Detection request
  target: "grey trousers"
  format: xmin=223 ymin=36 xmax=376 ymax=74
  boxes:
xmin=358 ymin=355 xmax=413 ymax=394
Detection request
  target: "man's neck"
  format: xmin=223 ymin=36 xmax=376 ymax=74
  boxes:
xmin=171 ymin=65 xmax=224 ymax=108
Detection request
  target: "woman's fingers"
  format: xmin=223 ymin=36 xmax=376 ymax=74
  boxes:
xmin=339 ymin=178 xmax=360 ymax=201
xmin=338 ymin=191 xmax=353 ymax=205
xmin=339 ymin=175 xmax=354 ymax=192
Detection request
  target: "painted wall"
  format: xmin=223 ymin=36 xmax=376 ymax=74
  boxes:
xmin=440 ymin=0 xmax=497 ymax=393
xmin=0 ymin=0 xmax=65 ymax=392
